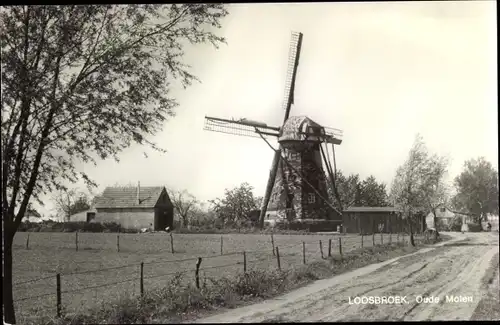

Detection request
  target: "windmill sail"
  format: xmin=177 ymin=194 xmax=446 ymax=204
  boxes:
xmin=282 ymin=32 xmax=303 ymax=118
xmin=204 ymin=116 xmax=280 ymax=139
xmin=259 ymin=32 xmax=303 ymax=228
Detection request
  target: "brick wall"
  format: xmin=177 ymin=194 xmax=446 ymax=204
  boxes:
xmin=267 ymin=142 xmax=336 ymax=221
xmin=95 ymin=208 xmax=155 ymax=230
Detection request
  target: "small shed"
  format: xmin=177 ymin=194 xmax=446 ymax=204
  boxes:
xmin=342 ymin=206 xmax=403 ymax=234
xmin=94 ymin=184 xmax=174 ymax=231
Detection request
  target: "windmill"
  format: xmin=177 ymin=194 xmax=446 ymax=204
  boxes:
xmin=204 ymin=32 xmax=344 ymax=228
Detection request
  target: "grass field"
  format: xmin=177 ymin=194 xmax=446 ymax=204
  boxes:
xmin=11 ymin=231 xmax=417 ymax=320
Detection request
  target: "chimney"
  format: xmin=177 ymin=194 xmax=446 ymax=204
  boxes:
xmin=137 ymin=181 xmax=140 ymax=204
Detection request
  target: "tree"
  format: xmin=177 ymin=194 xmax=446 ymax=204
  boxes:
xmin=1 ymin=5 xmax=228 ymax=323
xmin=52 ymin=189 xmax=91 ymax=222
xmin=359 ymin=175 xmax=389 ymax=207
xmin=209 ymin=182 xmax=260 ymax=228
xmin=328 ymin=171 xmax=361 ymax=210
xmin=390 ymin=135 xmax=445 ymax=246
xmin=419 ymin=154 xmax=449 ymax=237
xmin=452 ymin=157 xmax=499 ymax=223
xmin=327 ymin=171 xmax=389 ymax=209
xmin=168 ymin=189 xmax=198 ymax=228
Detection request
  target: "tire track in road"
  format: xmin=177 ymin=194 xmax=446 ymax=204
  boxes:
xmin=239 ymin=248 xmax=455 ymax=322
xmin=335 ymin=244 xmax=495 ymax=322
xmin=195 ymin=233 xmax=497 ymax=323
xmin=317 ymin=246 xmax=475 ymax=322
xmin=295 ymin=243 xmax=487 ymax=322
xmin=402 ymin=245 xmax=498 ymax=321
xmin=222 ymin=247 xmax=443 ymax=323
xmin=241 ymin=254 xmax=438 ymax=322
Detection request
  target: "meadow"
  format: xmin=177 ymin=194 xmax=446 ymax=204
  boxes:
xmin=11 ymin=231 xmax=416 ymax=320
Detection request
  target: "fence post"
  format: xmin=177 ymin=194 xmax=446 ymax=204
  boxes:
xmin=402 ymin=233 xmax=405 ymax=245
xmin=117 ymin=234 xmax=120 ymax=252
xmin=56 ymin=273 xmax=61 ymax=318
xmin=140 ymin=262 xmax=144 ymax=297
xmin=195 ymin=257 xmax=202 ymax=289
xmin=276 ymin=246 xmax=281 ymax=271
xmin=170 ymin=233 xmax=174 ymax=254
xmin=389 ymin=232 xmax=392 ymax=244
xmin=381 ymin=232 xmax=383 ymax=245
xmin=243 ymin=251 xmax=247 ymax=273
xmin=328 ymin=238 xmax=332 ymax=257
xmin=397 ymin=233 xmax=400 ymax=243
xmin=220 ymin=236 xmax=223 ymax=255
xmin=302 ymin=241 xmax=306 ymax=264
xmin=26 ymin=233 xmax=30 ymax=250
xmin=361 ymin=234 xmax=364 ymax=248
xmin=319 ymin=240 xmax=324 ymax=259
xmin=271 ymin=233 xmax=275 ymax=256
xmin=75 ymin=231 xmax=78 ymax=252
xmin=372 ymin=232 xmax=375 ymax=246
xmin=338 ymin=237 xmax=343 ymax=257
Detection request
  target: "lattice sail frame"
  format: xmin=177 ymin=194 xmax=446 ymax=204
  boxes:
xmin=203 ymin=116 xmax=280 ymax=139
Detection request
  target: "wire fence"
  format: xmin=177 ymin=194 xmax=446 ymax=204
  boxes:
xmin=13 ymin=231 xmax=426 ymax=318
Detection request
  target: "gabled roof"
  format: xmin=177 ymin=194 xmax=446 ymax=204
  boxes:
xmin=343 ymin=206 xmax=400 ymax=213
xmin=94 ymin=186 xmax=166 ymax=209
xmin=433 ymin=204 xmax=479 ymax=217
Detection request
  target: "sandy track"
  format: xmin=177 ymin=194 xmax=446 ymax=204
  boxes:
xmin=196 ymin=232 xmax=499 ymax=323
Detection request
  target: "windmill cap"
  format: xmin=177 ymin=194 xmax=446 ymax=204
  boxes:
xmin=279 ymin=116 xmax=325 ymax=143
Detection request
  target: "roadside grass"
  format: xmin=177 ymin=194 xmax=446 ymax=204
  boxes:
xmin=471 ymin=252 xmax=500 ymax=321
xmin=21 ymin=238 xmax=449 ymax=325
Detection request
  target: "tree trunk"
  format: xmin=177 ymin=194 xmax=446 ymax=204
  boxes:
xmin=3 ymin=226 xmax=16 ymax=324
xmin=409 ymin=219 xmax=415 ymax=247
xmin=432 ymin=210 xmax=440 ymax=242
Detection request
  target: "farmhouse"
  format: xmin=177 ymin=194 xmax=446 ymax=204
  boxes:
xmin=425 ymin=205 xmax=476 ymax=230
xmin=94 ymin=184 xmax=174 ymax=231
xmin=342 ymin=206 xmax=426 ymax=234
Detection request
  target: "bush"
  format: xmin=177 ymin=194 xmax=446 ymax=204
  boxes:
xmin=19 ymin=220 xmax=136 ymax=233
xmin=467 ymin=223 xmax=482 ymax=232
xmin=274 ymin=219 xmax=341 ymax=232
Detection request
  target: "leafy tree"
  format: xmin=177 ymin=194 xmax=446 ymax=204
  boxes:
xmin=168 ymin=188 xmax=198 ymax=228
xmin=209 ymin=182 xmax=260 ymax=228
xmin=328 ymin=171 xmax=360 ymax=210
xmin=452 ymin=157 xmax=499 ymax=223
xmin=419 ymin=154 xmax=449 ymax=236
xmin=1 ymin=5 xmax=228 ymax=323
xmin=52 ymin=189 xmax=91 ymax=221
xmin=390 ymin=135 xmax=445 ymax=246
xmin=359 ymin=175 xmax=389 ymax=207
xmin=327 ymin=171 xmax=389 ymax=209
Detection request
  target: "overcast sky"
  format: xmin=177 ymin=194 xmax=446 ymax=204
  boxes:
xmin=37 ymin=1 xmax=497 ymax=218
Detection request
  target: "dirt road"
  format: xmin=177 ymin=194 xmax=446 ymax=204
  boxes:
xmin=196 ymin=232 xmax=499 ymax=322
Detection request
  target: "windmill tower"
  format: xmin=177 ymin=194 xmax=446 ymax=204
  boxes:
xmin=203 ymin=32 xmax=344 ymax=228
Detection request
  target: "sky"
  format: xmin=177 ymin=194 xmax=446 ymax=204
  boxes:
xmin=36 ymin=1 xmax=497 ymax=218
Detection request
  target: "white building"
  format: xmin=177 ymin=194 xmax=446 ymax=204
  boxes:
xmin=67 ymin=207 xmax=97 ymax=223
xmin=425 ymin=205 xmax=474 ymax=230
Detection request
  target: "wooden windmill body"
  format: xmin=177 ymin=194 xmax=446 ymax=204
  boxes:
xmin=204 ymin=32 xmax=344 ymax=228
